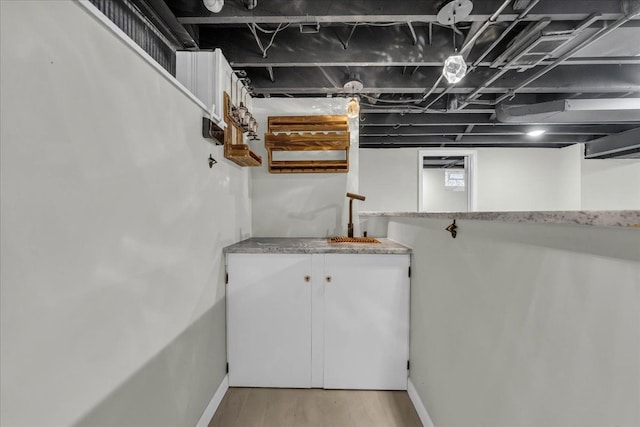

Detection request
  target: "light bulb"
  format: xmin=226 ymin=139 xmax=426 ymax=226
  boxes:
xmin=203 ymin=0 xmax=224 ymax=13
xmin=237 ymin=103 xmax=248 ymax=121
xmin=443 ymin=54 xmax=467 ymax=84
xmin=346 ymin=97 xmax=359 ymax=118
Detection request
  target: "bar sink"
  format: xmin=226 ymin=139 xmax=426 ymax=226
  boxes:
xmin=328 ymin=236 xmax=381 ymax=244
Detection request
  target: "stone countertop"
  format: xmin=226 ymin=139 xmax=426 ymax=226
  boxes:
xmin=223 ymin=237 xmax=412 ymax=255
xmin=359 ymin=210 xmax=640 ymax=228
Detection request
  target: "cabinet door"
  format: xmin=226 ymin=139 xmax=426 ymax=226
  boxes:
xmin=323 ymin=254 xmax=410 ymax=390
xmin=227 ymin=254 xmax=312 ymax=387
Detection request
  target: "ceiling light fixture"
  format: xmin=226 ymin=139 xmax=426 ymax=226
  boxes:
xmin=438 ymin=1 xmax=473 ymax=84
xmin=443 ymin=55 xmax=467 ymax=84
xmin=346 ymin=98 xmax=360 ymax=118
xmin=526 ymin=129 xmax=546 ymax=137
xmin=203 ymin=0 xmax=224 ymax=13
xmin=344 ymin=74 xmax=363 ymax=119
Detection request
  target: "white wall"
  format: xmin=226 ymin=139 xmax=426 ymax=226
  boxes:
xmin=360 ymin=148 xmax=418 ymax=211
xmin=0 ymin=2 xmax=251 ymax=426
xmin=581 ymin=156 xmax=640 ymax=210
xmin=360 ymin=145 xmax=582 ymax=212
xmin=389 ymin=217 xmax=640 ymax=427
xmin=476 ymin=144 xmax=581 ymax=211
xmin=250 ymin=98 xmax=359 ymax=237
xmin=421 ymin=168 xmax=468 ymax=212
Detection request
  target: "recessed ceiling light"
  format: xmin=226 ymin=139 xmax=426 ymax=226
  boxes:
xmin=526 ymin=129 xmax=546 ymax=137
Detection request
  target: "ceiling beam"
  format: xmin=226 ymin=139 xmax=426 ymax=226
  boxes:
xmin=243 ymin=64 xmax=640 ymax=95
xmin=198 ymin=25 xmax=640 ymax=68
xmin=176 ymin=0 xmax=627 ymax=24
xmin=360 ymin=142 xmax=572 ymax=148
xmin=359 ymin=113 xmax=640 ymax=125
xmin=360 ymin=107 xmax=496 ymax=114
xmin=359 ymin=124 xmax=623 ymax=135
xmin=360 ymin=134 xmax=591 ymax=144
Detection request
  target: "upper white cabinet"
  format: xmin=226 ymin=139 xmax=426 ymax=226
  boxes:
xmin=175 ymin=49 xmax=236 ymax=123
xmin=226 ymin=252 xmax=410 ymax=390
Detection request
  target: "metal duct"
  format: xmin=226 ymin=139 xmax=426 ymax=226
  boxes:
xmin=585 ymin=127 xmax=640 ymax=159
xmin=496 ymin=98 xmax=640 ymax=123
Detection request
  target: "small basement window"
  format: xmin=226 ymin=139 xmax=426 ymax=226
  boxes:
xmin=444 ymin=169 xmax=466 ymax=191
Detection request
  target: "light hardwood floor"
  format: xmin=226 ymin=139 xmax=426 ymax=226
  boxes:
xmin=208 ymin=387 xmax=422 ymax=427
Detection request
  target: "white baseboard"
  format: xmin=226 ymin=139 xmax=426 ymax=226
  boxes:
xmin=195 ymin=374 xmax=229 ymax=427
xmin=408 ymin=378 xmax=435 ymax=427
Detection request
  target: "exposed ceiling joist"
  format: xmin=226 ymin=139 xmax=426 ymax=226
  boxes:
xmin=360 ymin=134 xmax=589 ymax=144
xmin=176 ymin=0 xmax=629 ymax=24
xmin=136 ymin=0 xmax=640 ymax=150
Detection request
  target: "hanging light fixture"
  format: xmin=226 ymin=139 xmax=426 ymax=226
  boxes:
xmin=438 ymin=0 xmax=473 ymax=84
xmin=343 ymin=74 xmax=363 ymax=119
xmin=443 ymin=54 xmax=467 ymax=84
xmin=203 ymin=0 xmax=224 ymax=13
xmin=346 ymin=97 xmax=360 ymax=118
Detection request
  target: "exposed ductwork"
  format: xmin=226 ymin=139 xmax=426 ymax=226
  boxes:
xmin=496 ymin=98 xmax=640 ymax=123
xmin=585 ymin=127 xmax=640 ymax=159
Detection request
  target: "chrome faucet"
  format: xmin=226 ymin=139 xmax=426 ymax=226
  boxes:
xmin=346 ymin=192 xmax=366 ymax=237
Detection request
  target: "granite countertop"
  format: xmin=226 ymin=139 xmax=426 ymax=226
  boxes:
xmin=223 ymin=237 xmax=412 ymax=254
xmin=359 ymin=210 xmax=640 ymax=228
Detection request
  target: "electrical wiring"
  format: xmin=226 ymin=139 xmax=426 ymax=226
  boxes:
xmin=359 ymin=94 xmax=422 ymax=105
xmin=250 ymin=22 xmax=291 ymax=33
xmin=247 ymin=22 xmax=288 ymax=58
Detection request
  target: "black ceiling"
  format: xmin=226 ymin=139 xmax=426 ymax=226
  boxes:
xmin=128 ymin=0 xmax=640 ymax=154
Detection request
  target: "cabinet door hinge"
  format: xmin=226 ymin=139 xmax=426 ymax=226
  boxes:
xmin=407 ymin=360 xmax=410 ymax=370
xmin=226 ymin=363 xmax=229 ymax=373
xmin=408 ymin=266 xmax=411 ymax=278
xmin=225 ymin=272 xmax=229 ymax=284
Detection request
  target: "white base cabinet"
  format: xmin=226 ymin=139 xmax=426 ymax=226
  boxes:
xmin=226 ymin=253 xmax=410 ymax=390
xmin=226 ymin=254 xmax=312 ymax=388
xmin=323 ymin=254 xmax=410 ymax=390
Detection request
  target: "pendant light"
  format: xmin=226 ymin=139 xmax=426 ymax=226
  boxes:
xmin=438 ymin=0 xmax=472 ymax=84
xmin=346 ymin=98 xmax=359 ymax=118
xmin=343 ymin=74 xmax=363 ymax=119
xmin=203 ymin=0 xmax=224 ymax=13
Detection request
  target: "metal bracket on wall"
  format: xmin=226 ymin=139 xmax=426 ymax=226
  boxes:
xmin=446 ymin=220 xmax=458 ymax=238
xmin=202 ymin=117 xmax=224 ymax=145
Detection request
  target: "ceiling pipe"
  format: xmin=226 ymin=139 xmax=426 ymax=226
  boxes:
xmin=492 ymin=6 xmax=640 ymax=105
xmin=415 ymin=0 xmax=513 ymax=106
xmin=459 ymin=0 xmax=514 ymax=55
xmin=456 ymin=12 xmax=606 ymax=110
